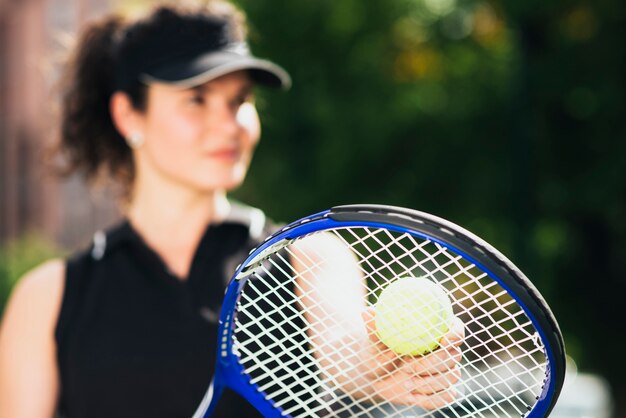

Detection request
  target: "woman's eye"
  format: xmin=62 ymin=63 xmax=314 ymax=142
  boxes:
xmin=189 ymin=94 xmax=205 ymax=105
xmin=229 ymin=96 xmax=245 ymax=109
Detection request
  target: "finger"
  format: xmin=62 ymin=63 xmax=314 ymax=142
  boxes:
xmin=361 ymin=308 xmax=378 ymax=344
xmin=372 ymin=372 xmax=458 ymax=408
xmin=402 ymin=389 xmax=458 ymax=410
xmin=396 ymin=316 xmax=464 ymax=376
xmin=363 ymin=308 xmax=392 ymax=351
xmin=360 ymin=349 xmax=398 ymax=378
xmin=402 ymin=344 xmax=463 ymax=376
xmin=362 ymin=308 xmax=399 ymax=361
xmin=361 ymin=309 xmax=400 ymax=377
xmin=406 ymin=366 xmax=462 ymax=395
xmin=440 ymin=316 xmax=465 ymax=347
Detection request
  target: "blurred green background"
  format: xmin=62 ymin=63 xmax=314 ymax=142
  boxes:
xmin=234 ymin=0 xmax=625 ymax=412
xmin=1 ymin=0 xmax=624 ymax=414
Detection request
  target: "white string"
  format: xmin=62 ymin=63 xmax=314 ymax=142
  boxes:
xmin=232 ymin=227 xmax=549 ymax=417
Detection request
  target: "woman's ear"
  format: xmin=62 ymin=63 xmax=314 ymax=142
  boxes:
xmin=110 ymin=91 xmax=143 ymax=139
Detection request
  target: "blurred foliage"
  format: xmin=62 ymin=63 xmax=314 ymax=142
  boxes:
xmin=230 ymin=0 xmax=626 ymax=406
xmin=0 ymin=234 xmax=62 ymax=314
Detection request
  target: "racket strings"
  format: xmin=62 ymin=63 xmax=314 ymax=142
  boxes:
xmin=342 ymin=233 xmax=540 ymax=416
xmin=440 ymin=268 xmax=546 ymax=416
xmin=290 ymin=229 xmax=460 ymax=401
xmin=349 ymin=231 xmax=546 ymax=409
xmin=239 ymin=247 xmax=528 ymax=416
xmin=238 ymin=249 xmax=410 ymax=416
xmin=233 ymin=227 xmax=549 ymax=417
xmin=342 ymin=228 xmax=436 ymax=293
xmin=237 ymin=253 xmax=375 ymax=414
xmin=243 ymin=253 xmax=381 ymax=415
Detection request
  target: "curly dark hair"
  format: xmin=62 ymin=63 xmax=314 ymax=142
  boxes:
xmin=53 ymin=1 xmax=247 ymax=196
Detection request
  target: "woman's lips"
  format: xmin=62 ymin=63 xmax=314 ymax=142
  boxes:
xmin=205 ymin=148 xmax=240 ymax=161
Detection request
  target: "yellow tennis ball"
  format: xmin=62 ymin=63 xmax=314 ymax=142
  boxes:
xmin=374 ymin=277 xmax=454 ymax=356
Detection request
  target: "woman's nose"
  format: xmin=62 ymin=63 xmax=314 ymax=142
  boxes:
xmin=208 ymin=99 xmax=242 ymax=137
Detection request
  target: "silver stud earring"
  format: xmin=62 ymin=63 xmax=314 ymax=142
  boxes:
xmin=126 ymin=131 xmax=144 ymax=149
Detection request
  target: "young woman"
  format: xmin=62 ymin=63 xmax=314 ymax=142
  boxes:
xmin=0 ymin=2 xmax=463 ymax=417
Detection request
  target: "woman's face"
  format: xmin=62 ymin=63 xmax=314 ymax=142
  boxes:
xmin=135 ymin=70 xmax=260 ymax=193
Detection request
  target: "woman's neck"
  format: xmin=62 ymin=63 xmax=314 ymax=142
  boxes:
xmin=124 ymin=182 xmax=231 ymax=279
xmin=127 ymin=188 xmax=229 ymax=232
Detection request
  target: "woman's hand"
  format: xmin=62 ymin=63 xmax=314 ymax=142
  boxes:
xmin=360 ymin=308 xmax=465 ymax=409
xmin=291 ymin=233 xmax=465 ymax=410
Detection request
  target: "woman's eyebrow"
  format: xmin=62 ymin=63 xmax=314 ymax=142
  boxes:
xmin=189 ymin=84 xmax=209 ymax=94
xmin=182 ymin=80 xmax=254 ymax=97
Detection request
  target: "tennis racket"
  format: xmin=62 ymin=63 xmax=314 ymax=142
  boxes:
xmin=193 ymin=204 xmax=566 ymax=417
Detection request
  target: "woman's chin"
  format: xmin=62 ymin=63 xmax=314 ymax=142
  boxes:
xmin=193 ymin=173 xmax=246 ymax=194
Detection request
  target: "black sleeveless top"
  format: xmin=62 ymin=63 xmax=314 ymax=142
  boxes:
xmin=55 ymin=206 xmax=274 ymax=418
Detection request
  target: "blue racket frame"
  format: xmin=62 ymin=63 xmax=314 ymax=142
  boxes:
xmin=199 ymin=205 xmax=565 ymax=418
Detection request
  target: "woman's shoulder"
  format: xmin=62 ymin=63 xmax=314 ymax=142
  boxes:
xmin=0 ymin=259 xmax=65 ymax=337
xmin=0 ymin=259 xmax=65 ymax=416
xmin=10 ymin=259 xmax=65 ymax=304
xmin=2 ymin=218 xmax=130 ymax=330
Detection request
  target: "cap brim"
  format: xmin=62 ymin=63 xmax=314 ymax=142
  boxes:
xmin=139 ymin=51 xmax=291 ymax=90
